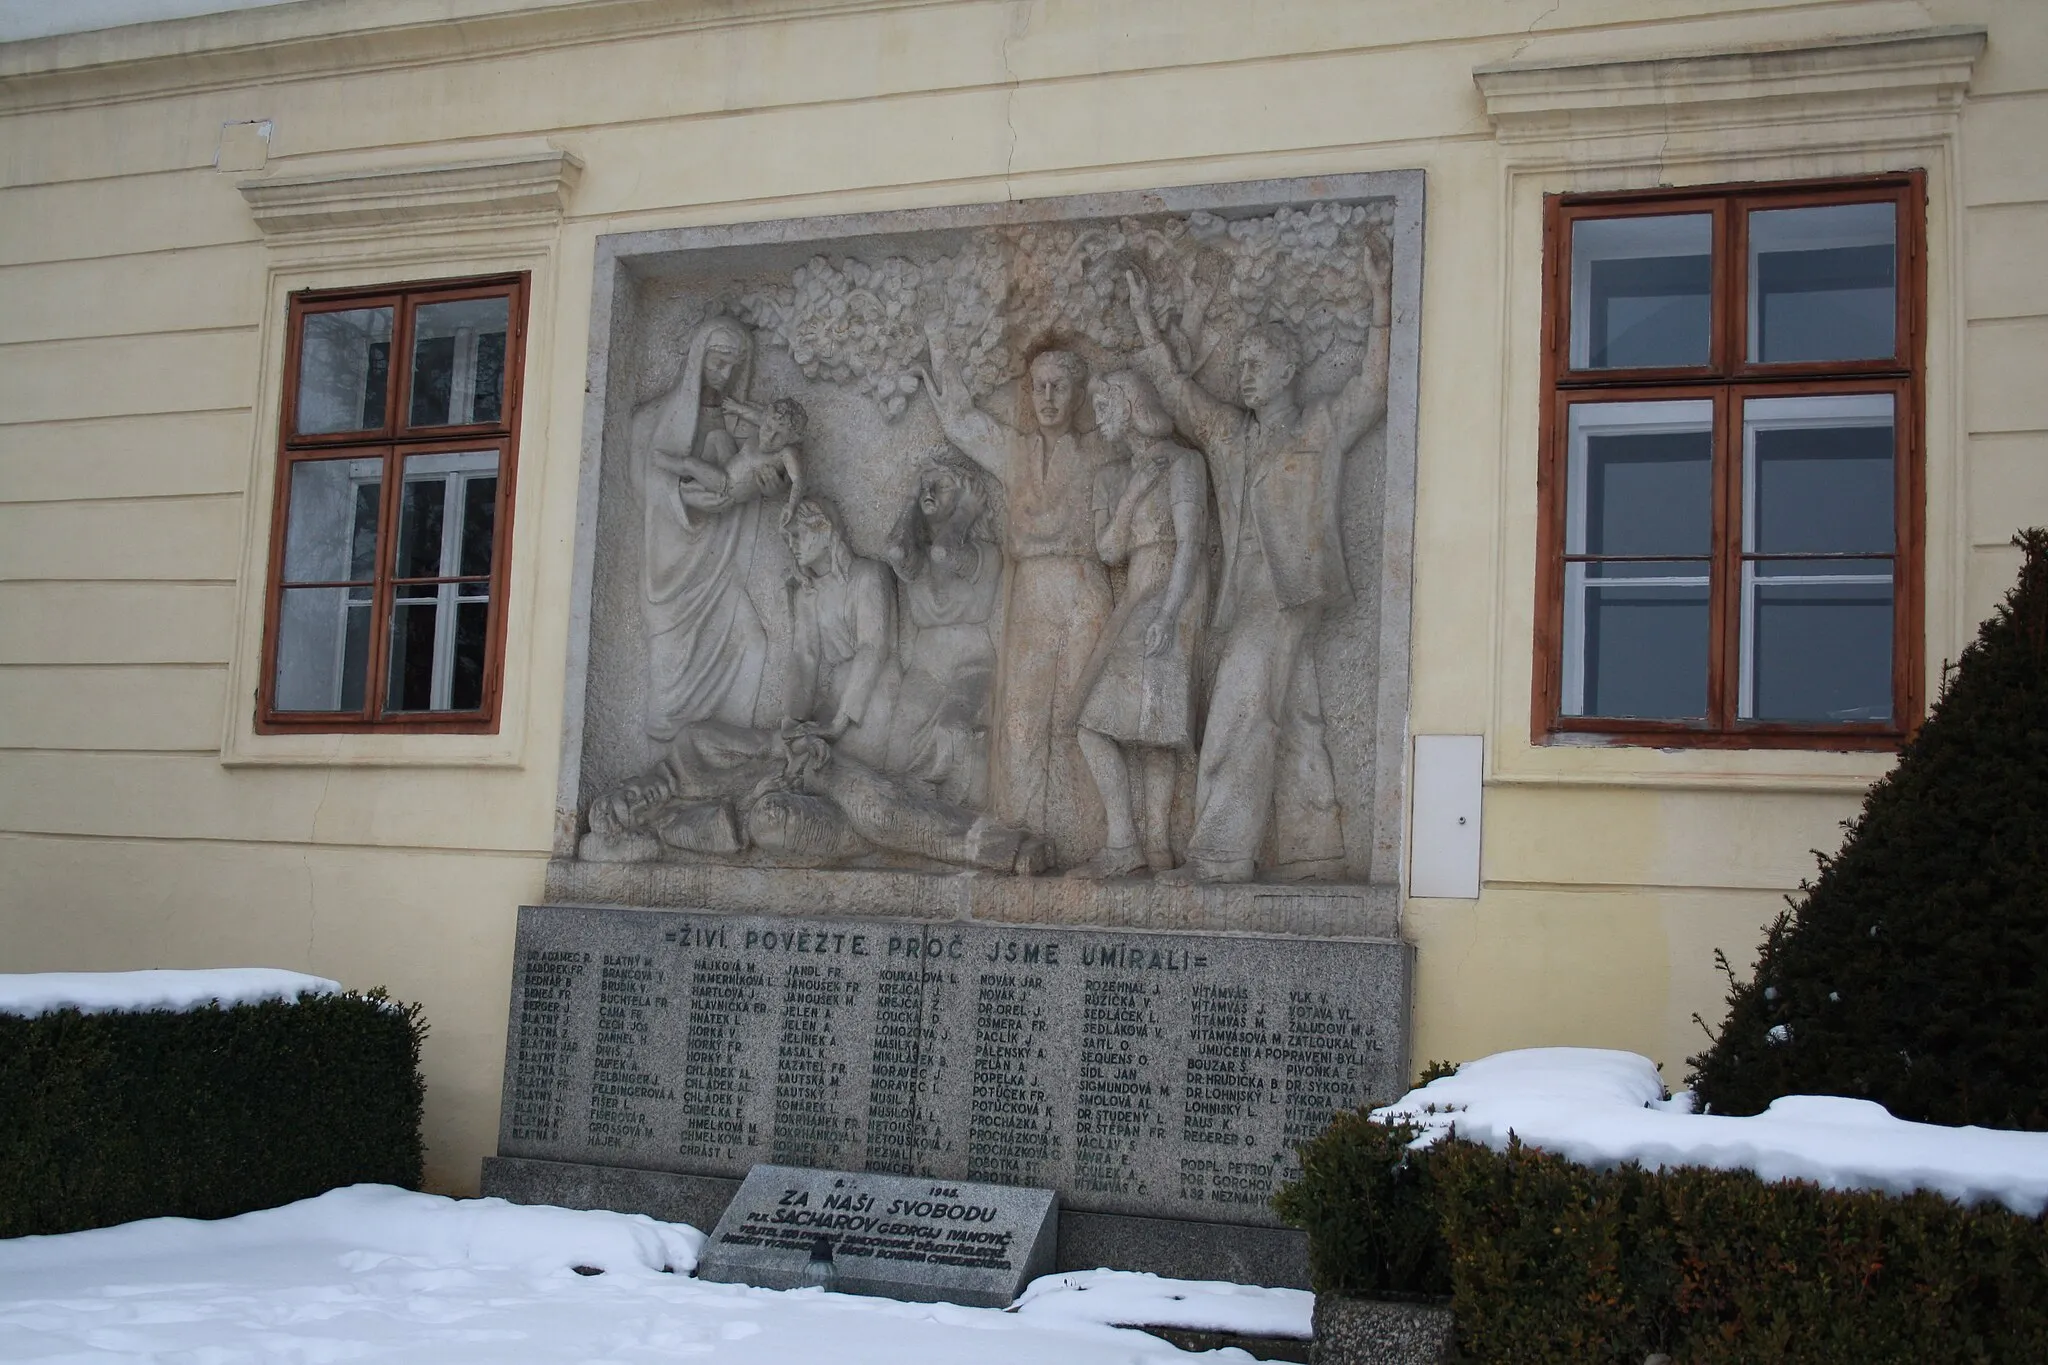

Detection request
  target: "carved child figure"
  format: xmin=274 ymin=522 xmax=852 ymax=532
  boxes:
xmin=701 ymin=394 xmax=808 ymax=526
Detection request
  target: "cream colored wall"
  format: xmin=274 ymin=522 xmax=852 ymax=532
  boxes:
xmin=1 ymin=0 xmax=2042 ymax=1193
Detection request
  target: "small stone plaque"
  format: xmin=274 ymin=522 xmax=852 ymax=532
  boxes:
xmin=695 ymin=1164 xmax=1057 ymax=1308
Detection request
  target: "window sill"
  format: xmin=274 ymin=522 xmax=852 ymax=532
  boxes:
xmin=219 ymin=722 xmax=524 ymax=769
xmin=1541 ymin=726 xmax=1904 ymax=754
xmin=1489 ymin=737 xmax=1898 ymax=794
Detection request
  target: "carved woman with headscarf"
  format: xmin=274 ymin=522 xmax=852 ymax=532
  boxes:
xmin=629 ymin=317 xmax=787 ymax=740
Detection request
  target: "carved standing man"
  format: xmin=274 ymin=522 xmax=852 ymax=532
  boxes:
xmin=1127 ymin=249 xmax=1391 ymax=883
xmin=919 ymin=327 xmax=1112 ymax=866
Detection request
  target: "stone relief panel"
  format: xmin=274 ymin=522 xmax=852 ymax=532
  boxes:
xmin=571 ymin=183 xmax=1415 ymax=886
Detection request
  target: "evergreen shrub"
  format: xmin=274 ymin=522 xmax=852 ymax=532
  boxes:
xmin=0 ymin=990 xmax=426 ymax=1237
xmin=1430 ymin=1136 xmax=2048 ymax=1365
xmin=1277 ymin=1119 xmax=2048 ymax=1364
xmin=1272 ymin=1109 xmax=1451 ymax=1300
xmin=1688 ymin=529 xmax=2048 ymax=1129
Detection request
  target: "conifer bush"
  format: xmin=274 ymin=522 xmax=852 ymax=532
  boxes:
xmin=1689 ymin=529 xmax=2048 ymax=1129
xmin=0 ymin=990 xmax=426 ymax=1237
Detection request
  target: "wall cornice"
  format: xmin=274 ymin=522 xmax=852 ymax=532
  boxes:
xmin=1473 ymin=25 xmax=1988 ymax=149
xmin=0 ymin=0 xmax=935 ymax=115
xmin=237 ymin=150 xmax=582 ymax=242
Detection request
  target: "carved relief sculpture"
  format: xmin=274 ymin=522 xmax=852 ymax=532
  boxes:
xmin=628 ymin=318 xmax=784 ymax=739
xmin=1067 ymin=370 xmax=1210 ymax=879
xmin=1128 ymin=240 xmax=1391 ymax=883
xmin=884 ymin=450 xmax=1004 ymax=807
xmin=578 ymin=192 xmax=1404 ymax=886
xmin=920 ymin=331 xmax=1111 ymax=866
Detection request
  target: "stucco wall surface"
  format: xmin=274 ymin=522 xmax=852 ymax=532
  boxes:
xmin=1 ymin=0 xmax=2042 ymax=1193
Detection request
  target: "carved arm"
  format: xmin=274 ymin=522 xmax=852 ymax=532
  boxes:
xmin=1147 ymin=463 xmax=1207 ymax=656
xmin=918 ymin=322 xmax=1010 ymax=480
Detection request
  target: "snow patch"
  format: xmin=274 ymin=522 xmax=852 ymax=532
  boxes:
xmin=1014 ymin=1268 xmax=1313 ymax=1338
xmin=1374 ymin=1047 xmax=2048 ymax=1216
xmin=0 ymin=1189 xmax=1262 ymax=1362
xmin=0 ymin=967 xmax=340 ymax=1017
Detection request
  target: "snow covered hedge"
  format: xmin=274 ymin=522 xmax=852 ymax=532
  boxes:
xmin=0 ymin=973 xmax=425 ymax=1237
xmin=1278 ymin=1050 xmax=2048 ymax=1363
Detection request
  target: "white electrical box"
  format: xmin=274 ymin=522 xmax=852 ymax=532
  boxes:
xmin=1410 ymin=734 xmax=1483 ymax=899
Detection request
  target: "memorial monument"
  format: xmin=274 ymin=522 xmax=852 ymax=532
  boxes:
xmin=489 ymin=172 xmax=1425 ymax=1287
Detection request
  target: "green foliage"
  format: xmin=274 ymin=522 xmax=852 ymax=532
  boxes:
xmin=1430 ymin=1138 xmax=2048 ymax=1364
xmin=1416 ymin=1059 xmax=1462 ymax=1086
xmin=0 ymin=990 xmax=426 ymax=1237
xmin=1689 ymin=529 xmax=2048 ymax=1129
xmin=1272 ymin=1110 xmax=1452 ymax=1300
xmin=1279 ymin=1116 xmax=2048 ymax=1363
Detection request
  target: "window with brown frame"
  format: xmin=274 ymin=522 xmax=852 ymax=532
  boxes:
xmin=1533 ymin=175 xmax=1925 ymax=750
xmin=258 ymin=274 xmax=527 ymax=733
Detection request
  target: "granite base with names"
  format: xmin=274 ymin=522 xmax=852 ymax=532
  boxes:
xmin=497 ymin=904 xmax=1410 ymax=1228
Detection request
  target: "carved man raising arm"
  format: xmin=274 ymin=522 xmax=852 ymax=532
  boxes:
xmin=1124 ymin=243 xmax=1391 ymax=883
xmin=917 ymin=324 xmax=1114 ymax=866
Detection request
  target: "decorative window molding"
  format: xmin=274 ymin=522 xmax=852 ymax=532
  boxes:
xmin=1470 ymin=25 xmax=1983 ymax=792
xmin=1474 ymin=26 xmax=1986 ymax=161
xmin=238 ymin=151 xmax=582 ymax=244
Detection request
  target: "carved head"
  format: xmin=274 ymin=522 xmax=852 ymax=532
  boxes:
xmin=1238 ymin=323 xmax=1301 ymax=410
xmin=1028 ymin=349 xmax=1089 ymax=432
xmin=1090 ymin=370 xmax=1175 ymax=445
xmin=888 ymin=448 xmax=999 ymax=581
xmin=783 ymin=494 xmax=852 ymax=580
xmin=590 ymin=774 xmax=669 ymax=838
xmin=758 ymin=396 xmax=808 ymax=451
xmin=696 ymin=318 xmax=752 ymax=396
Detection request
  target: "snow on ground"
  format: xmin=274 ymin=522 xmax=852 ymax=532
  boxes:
xmin=0 ymin=968 xmax=339 ymax=1017
xmin=1016 ymin=1269 xmax=1311 ymax=1338
xmin=0 ymin=1186 xmax=1290 ymax=1364
xmin=1374 ymin=1047 xmax=2048 ymax=1215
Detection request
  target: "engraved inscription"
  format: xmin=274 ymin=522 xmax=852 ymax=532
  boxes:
xmin=507 ymin=948 xmax=587 ymax=1145
xmin=587 ymin=953 xmax=670 ymax=1149
xmin=499 ymin=906 xmax=1408 ymax=1227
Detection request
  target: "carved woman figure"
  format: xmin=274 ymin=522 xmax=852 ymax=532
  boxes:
xmin=1067 ymin=369 xmax=1210 ymax=879
xmin=781 ymin=493 xmax=898 ymax=770
xmin=629 ymin=317 xmax=787 ymax=741
xmin=884 ymin=449 xmax=1005 ymax=807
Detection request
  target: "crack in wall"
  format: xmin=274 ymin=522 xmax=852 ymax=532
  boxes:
xmin=1001 ymin=0 xmax=1026 ymax=199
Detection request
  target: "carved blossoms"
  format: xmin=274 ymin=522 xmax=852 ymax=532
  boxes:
xmin=582 ymin=200 xmax=1394 ymax=884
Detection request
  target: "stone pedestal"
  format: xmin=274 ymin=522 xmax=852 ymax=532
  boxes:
xmin=1312 ymin=1296 xmax=1455 ymax=1365
xmin=488 ymin=900 xmax=1408 ymax=1283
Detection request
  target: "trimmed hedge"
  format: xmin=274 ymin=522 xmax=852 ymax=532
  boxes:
xmin=0 ymin=990 xmax=425 ymax=1237
xmin=1689 ymin=529 xmax=2048 ymax=1129
xmin=1273 ymin=1108 xmax=1451 ymax=1300
xmin=1279 ymin=1122 xmax=2048 ymax=1364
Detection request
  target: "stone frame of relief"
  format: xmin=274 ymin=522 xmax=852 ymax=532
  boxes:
xmin=550 ymin=172 xmax=1423 ymax=934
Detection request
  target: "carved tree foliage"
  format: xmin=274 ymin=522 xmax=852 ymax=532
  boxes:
xmin=736 ymin=201 xmax=1393 ymax=417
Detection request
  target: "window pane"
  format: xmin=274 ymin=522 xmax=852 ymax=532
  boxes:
xmin=296 ymin=307 xmax=393 ymax=434
xmin=459 ymin=475 xmax=498 ymax=577
xmin=386 ymin=588 xmax=439 ymax=712
xmin=282 ymin=457 xmax=382 ymax=583
xmin=395 ymin=475 xmax=447 ymax=579
xmin=1743 ymin=560 xmax=1893 ymax=722
xmin=409 ymin=296 xmax=510 ymax=428
xmin=394 ymin=450 xmax=498 ymax=580
xmin=273 ymin=585 xmax=372 ymax=712
xmin=1564 ymin=561 xmax=1710 ymax=720
xmin=385 ymin=586 xmax=491 ymax=713
xmin=1566 ymin=401 xmax=1714 ymax=556
xmin=1570 ymin=214 xmax=1712 ymax=369
xmin=1748 ymin=202 xmax=1896 ymax=364
xmin=1744 ymin=393 xmax=1894 ymax=556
